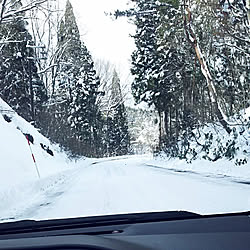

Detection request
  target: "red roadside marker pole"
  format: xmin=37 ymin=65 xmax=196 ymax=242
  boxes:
xmin=26 ymin=135 xmax=40 ymax=179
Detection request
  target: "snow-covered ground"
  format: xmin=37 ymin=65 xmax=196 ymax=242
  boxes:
xmin=0 ymin=155 xmax=250 ymax=222
xmin=0 ymin=98 xmax=250 ymax=223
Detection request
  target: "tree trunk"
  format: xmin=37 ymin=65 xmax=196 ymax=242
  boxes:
xmin=183 ymin=7 xmax=231 ymax=134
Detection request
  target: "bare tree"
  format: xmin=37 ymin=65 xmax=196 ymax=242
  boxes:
xmin=95 ymin=59 xmax=129 ymax=116
xmin=24 ymin=0 xmax=63 ymax=95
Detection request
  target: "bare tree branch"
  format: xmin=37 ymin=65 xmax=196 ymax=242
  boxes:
xmin=0 ymin=0 xmax=8 ymax=25
xmin=1 ymin=0 xmax=48 ymax=23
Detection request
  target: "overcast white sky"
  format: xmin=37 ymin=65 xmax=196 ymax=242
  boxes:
xmin=60 ymin=0 xmax=135 ymax=77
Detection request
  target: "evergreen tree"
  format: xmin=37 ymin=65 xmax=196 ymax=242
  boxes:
xmin=129 ymin=0 xmax=200 ymax=150
xmin=48 ymin=0 xmax=101 ymax=156
xmin=208 ymin=0 xmax=250 ymax=114
xmin=130 ymin=0 xmax=159 ymax=106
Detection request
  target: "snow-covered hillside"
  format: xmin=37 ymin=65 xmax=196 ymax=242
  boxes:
xmin=0 ymin=98 xmax=74 ymax=188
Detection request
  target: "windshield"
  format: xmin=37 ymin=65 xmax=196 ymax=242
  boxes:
xmin=0 ymin=0 xmax=249 ymax=223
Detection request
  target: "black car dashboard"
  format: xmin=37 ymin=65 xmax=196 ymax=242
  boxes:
xmin=0 ymin=211 xmax=249 ymax=250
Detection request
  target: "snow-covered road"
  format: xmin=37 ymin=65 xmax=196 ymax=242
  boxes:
xmin=1 ymin=155 xmax=250 ymax=222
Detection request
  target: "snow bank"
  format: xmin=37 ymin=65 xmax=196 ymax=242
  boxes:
xmin=151 ymin=107 xmax=250 ymax=181
xmin=148 ymin=157 xmax=250 ymax=183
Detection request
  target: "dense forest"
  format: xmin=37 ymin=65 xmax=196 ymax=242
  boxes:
xmin=0 ymin=0 xmax=249 ymax=163
xmin=116 ymin=0 xmax=249 ymax=162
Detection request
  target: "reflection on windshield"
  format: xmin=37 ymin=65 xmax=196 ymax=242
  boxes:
xmin=0 ymin=0 xmax=249 ymax=223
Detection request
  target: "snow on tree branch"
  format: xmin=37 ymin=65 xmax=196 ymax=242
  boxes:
xmin=0 ymin=0 xmax=48 ymax=24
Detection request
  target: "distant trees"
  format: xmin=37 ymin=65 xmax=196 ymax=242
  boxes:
xmin=105 ymin=70 xmax=130 ymax=156
xmin=126 ymin=107 xmax=159 ymax=154
xmin=94 ymin=60 xmax=130 ymax=156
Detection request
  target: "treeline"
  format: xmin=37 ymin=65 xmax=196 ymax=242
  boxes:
xmin=116 ymin=0 xmax=249 ymax=157
xmin=0 ymin=0 xmax=130 ymax=157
